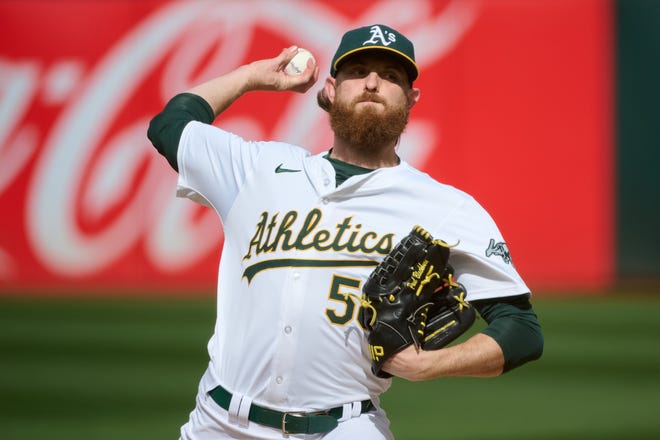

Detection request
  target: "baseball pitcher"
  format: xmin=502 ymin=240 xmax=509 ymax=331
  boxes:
xmin=148 ymin=23 xmax=543 ymax=440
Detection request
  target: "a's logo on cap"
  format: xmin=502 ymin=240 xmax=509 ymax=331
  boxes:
xmin=362 ymin=25 xmax=396 ymax=47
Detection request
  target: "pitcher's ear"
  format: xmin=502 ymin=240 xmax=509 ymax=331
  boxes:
xmin=324 ymin=76 xmax=337 ymax=103
xmin=407 ymin=87 xmax=421 ymax=110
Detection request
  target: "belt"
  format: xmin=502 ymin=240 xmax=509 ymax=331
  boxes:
xmin=209 ymin=385 xmax=374 ymax=435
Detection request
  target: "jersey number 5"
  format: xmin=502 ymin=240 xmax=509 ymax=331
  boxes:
xmin=325 ymin=274 xmax=366 ymax=328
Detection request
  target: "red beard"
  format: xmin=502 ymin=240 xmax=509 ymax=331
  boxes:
xmin=329 ymin=92 xmax=410 ymax=153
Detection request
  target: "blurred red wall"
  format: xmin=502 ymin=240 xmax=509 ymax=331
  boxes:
xmin=0 ymin=0 xmax=613 ymax=294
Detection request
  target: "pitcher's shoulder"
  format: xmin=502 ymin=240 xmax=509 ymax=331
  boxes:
xmin=399 ymin=162 xmax=476 ymax=202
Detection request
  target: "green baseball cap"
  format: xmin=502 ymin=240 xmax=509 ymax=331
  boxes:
xmin=330 ymin=24 xmax=419 ymax=82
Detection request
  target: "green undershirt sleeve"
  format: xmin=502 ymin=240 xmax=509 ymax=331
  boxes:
xmin=472 ymin=294 xmax=544 ymax=373
xmin=147 ymin=93 xmax=215 ymax=172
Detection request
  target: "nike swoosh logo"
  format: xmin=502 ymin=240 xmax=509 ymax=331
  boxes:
xmin=275 ymin=163 xmax=301 ymax=173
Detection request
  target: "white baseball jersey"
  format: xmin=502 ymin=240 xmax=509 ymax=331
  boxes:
xmin=176 ymin=121 xmax=529 ymax=412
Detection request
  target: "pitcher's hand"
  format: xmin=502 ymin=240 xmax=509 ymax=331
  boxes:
xmin=245 ymin=46 xmax=319 ymax=94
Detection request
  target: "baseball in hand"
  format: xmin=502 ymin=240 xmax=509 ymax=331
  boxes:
xmin=284 ymin=48 xmax=316 ymax=75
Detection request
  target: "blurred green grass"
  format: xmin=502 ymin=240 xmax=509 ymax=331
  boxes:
xmin=1 ymin=294 xmax=659 ymax=439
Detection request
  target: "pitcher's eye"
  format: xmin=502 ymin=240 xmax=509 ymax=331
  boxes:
xmin=381 ymin=69 xmax=405 ymax=84
xmin=345 ymin=65 xmax=368 ymax=77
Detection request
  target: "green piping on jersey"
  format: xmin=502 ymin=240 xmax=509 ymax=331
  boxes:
xmin=242 ymin=258 xmax=378 ymax=283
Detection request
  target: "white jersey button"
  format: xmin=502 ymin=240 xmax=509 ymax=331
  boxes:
xmin=323 ymin=178 xmax=331 ymax=186
xmin=284 ymin=325 xmax=292 ymax=334
xmin=293 ymin=272 xmax=301 ymax=280
xmin=276 ymin=376 xmax=283 ymax=384
xmin=321 ymin=198 xmax=329 ymax=204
